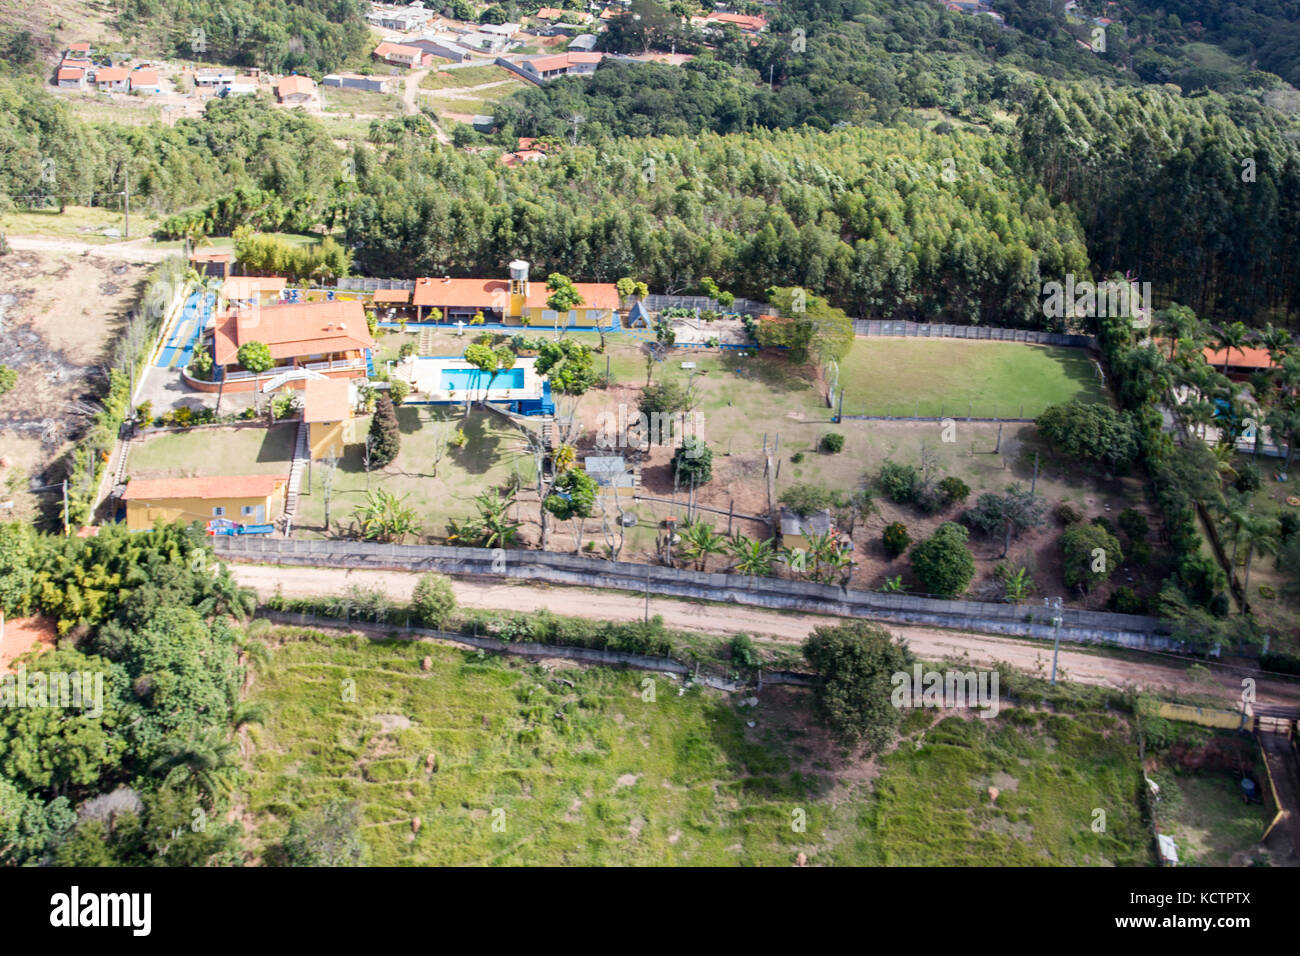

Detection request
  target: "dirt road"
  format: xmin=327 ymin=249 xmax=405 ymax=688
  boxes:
xmin=230 ymin=564 xmax=1300 ymax=707
xmin=5 ymin=235 xmax=171 ymax=263
xmin=403 ymin=69 xmax=451 ymax=145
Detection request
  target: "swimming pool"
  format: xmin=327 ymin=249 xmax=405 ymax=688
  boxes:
xmin=440 ymin=367 xmax=526 ymax=391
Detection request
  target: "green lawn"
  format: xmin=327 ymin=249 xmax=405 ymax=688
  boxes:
xmin=1157 ymin=769 xmax=1272 ymax=866
xmin=321 ymin=86 xmax=404 ymax=116
xmin=294 ymin=406 xmax=537 ymax=537
xmin=127 ymin=424 xmax=297 ymax=479
xmin=419 ymin=66 xmax=515 ymax=90
xmin=837 ymin=339 xmax=1107 ymax=419
xmin=243 ymin=627 xmax=1152 ymax=865
xmin=0 ymin=205 xmax=161 ymax=241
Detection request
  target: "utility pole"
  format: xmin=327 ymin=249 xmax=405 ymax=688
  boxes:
xmin=644 ymin=562 xmax=650 ymax=623
xmin=61 ymin=480 xmax=69 ymax=535
xmin=119 ymin=164 xmax=130 ymax=239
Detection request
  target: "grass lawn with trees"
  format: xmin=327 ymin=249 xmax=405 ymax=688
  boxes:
xmin=294 ymin=406 xmax=536 ymax=538
xmin=242 ymin=626 xmax=1152 ymax=865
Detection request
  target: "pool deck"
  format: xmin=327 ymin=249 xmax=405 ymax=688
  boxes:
xmin=396 ymin=355 xmax=544 ymax=404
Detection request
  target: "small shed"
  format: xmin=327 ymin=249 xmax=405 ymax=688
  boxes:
xmin=778 ymin=506 xmax=832 ymax=551
xmin=585 ymin=455 xmax=635 ymax=497
xmin=1156 ymin=833 xmax=1179 ymax=866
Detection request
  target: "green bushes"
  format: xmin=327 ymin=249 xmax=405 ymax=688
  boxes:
xmin=0 ymin=366 xmax=16 ymax=394
xmin=1118 ymin=508 xmax=1149 ymax=541
xmin=882 ymin=522 xmax=911 ymax=558
xmin=411 ymin=573 xmax=457 ymax=629
xmin=1055 ymin=502 xmax=1084 ymax=525
xmin=938 ymin=476 xmax=970 ymax=505
xmin=878 ymin=460 xmax=919 ymax=504
xmin=1060 ymin=524 xmax=1123 ymax=592
xmin=910 ymin=522 xmax=976 ymax=597
xmin=820 ymin=432 xmax=845 ymax=454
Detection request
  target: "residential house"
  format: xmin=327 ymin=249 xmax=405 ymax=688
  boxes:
xmin=66 ymin=42 xmax=92 ymax=57
xmin=121 ymin=474 xmax=288 ymax=530
xmin=480 ymin=22 xmax=520 ymax=38
xmin=93 ymin=67 xmax=130 ymax=92
xmin=456 ymin=30 xmax=512 ymax=53
xmin=410 ymin=260 xmax=619 ymax=328
xmin=206 ymin=299 xmax=375 ymax=391
xmin=374 ymin=40 xmax=434 ymax=67
xmin=702 ymin=11 xmax=767 ymax=32
xmin=323 ymin=72 xmax=401 ymax=93
xmin=407 ymin=36 xmax=475 ymax=62
xmin=276 ymin=74 xmax=318 ymax=105
xmin=520 ymin=51 xmax=603 ymax=80
xmin=568 ymin=33 xmax=599 ymax=51
xmin=1202 ymin=346 xmax=1280 ymax=382
xmin=56 ymin=66 xmax=88 ymax=90
xmin=303 ymin=378 xmax=358 ymax=460
xmin=130 ymin=67 xmax=162 ymax=93
xmin=194 ymin=67 xmax=239 ymax=87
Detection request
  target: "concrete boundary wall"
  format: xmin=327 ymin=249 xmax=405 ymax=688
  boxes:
xmin=215 ymin=538 xmax=1190 ymax=653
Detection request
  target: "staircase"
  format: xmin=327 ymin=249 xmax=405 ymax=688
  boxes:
xmin=281 ymin=421 xmax=310 ymax=536
xmin=418 ymin=328 xmax=435 ymax=355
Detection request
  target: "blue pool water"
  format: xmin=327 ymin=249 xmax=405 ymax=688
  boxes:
xmin=440 ymin=367 xmax=525 ymax=391
xmin=157 ymin=291 xmax=215 ymax=368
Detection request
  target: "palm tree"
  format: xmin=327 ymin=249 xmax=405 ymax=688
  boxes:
xmin=470 ymin=490 xmax=521 ymax=548
xmin=150 ymin=730 xmax=241 ymax=809
xmin=727 ymin=534 xmax=776 ymax=577
xmin=1182 ymin=399 xmax=1216 ymax=440
xmin=1239 ymin=516 xmax=1280 ymax=603
xmin=1210 ymin=443 xmax=1240 ymax=490
xmin=677 ymin=520 xmax=727 ymax=571
xmin=802 ymin=532 xmax=843 ymax=583
xmin=1266 ymin=404 xmax=1300 ymax=475
xmin=1260 ymin=323 xmax=1293 ymax=363
xmin=1214 ymin=321 xmax=1252 ymax=374
xmin=1220 ymin=505 xmax=1252 ymax=565
xmin=352 ymin=489 xmax=421 ymax=542
xmin=1158 ymin=305 xmax=1199 ymax=361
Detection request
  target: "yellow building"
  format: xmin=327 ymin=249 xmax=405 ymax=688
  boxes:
xmin=121 ymin=474 xmax=288 ymax=530
xmin=303 ymin=378 xmax=359 ymax=460
xmin=410 ymin=260 xmax=621 ymax=328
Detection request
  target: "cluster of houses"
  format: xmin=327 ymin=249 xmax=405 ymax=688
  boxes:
xmin=937 ymin=1 xmax=1006 ymax=26
xmin=192 ymin=67 xmax=318 ymax=105
xmin=55 ymin=43 xmax=163 ymax=93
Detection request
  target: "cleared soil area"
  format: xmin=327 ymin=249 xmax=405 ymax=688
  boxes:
xmin=0 ymin=248 xmax=151 ymax=521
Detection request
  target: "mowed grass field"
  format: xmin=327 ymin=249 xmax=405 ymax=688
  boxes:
xmin=242 ymin=628 xmax=1151 ymax=866
xmin=127 ymin=424 xmax=298 ymax=479
xmin=836 ymin=339 xmax=1107 ymax=419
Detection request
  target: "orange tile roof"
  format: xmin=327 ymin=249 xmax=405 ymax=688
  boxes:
xmin=525 ymin=51 xmax=603 ymax=72
xmin=190 ymin=250 xmax=232 ymax=262
xmin=276 ymin=74 xmax=316 ymax=96
xmin=68 ymin=42 xmax=91 ymax=52
xmin=131 ymin=68 xmax=160 ymax=85
xmin=411 ymin=275 xmax=619 ymax=310
xmin=122 ymin=475 xmax=288 ymax=501
xmin=303 ymin=378 xmax=352 ymax=423
xmin=1202 ymin=346 xmax=1277 ymax=370
xmin=375 ymin=41 xmax=422 ymax=59
xmin=94 ymin=67 xmax=129 ymax=82
xmin=501 ymin=149 xmax=547 ymax=166
xmin=57 ymin=67 xmax=85 ymax=81
xmin=221 ymin=275 xmax=288 ymax=300
xmin=213 ymin=300 xmax=375 ymax=365
xmin=535 ymin=7 xmax=567 ymax=18
xmin=708 ymin=12 xmax=767 ymax=30
xmin=371 ymin=288 xmax=411 ymax=303
xmin=62 ymin=58 xmax=92 ymax=70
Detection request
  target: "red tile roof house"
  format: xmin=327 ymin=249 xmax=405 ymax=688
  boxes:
xmin=130 ymin=67 xmax=162 ymax=93
xmin=66 ymin=42 xmax=92 ymax=57
xmin=191 ymin=299 xmax=376 ymax=393
xmin=275 ymin=74 xmax=317 ymax=104
xmin=1202 ymin=346 xmax=1280 ymax=381
xmin=56 ymin=66 xmax=88 ymax=90
xmin=93 ymin=66 xmax=130 ymax=92
xmin=705 ymin=12 xmax=768 ymax=32
xmin=374 ymin=41 xmax=435 ymax=68
xmin=520 ymin=52 xmax=604 ymax=80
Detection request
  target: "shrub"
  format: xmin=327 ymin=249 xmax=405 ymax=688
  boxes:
xmin=0 ymin=366 xmax=15 ymax=394
xmin=1260 ymin=651 xmax=1300 ymax=675
xmin=1233 ymin=463 xmax=1262 ymax=494
xmin=388 ymin=378 xmax=411 ymax=406
xmin=1107 ymin=586 xmax=1145 ymax=614
xmin=1090 ymin=514 xmax=1119 ymax=538
xmin=882 ymin=522 xmax=910 ymax=558
xmin=1118 ymin=508 xmax=1149 ymax=541
xmin=1129 ymin=539 xmax=1152 ymax=566
xmin=1279 ymin=512 xmax=1299 ymax=540
xmin=779 ymin=484 xmax=832 ymax=517
xmin=411 ymin=573 xmax=456 ymax=628
xmin=398 ymin=341 xmax=419 ymax=360
xmin=938 ymin=476 xmax=970 ymax=505
xmin=1060 ymin=524 xmax=1123 ymax=591
xmin=910 ymin=522 xmax=976 ymax=598
xmin=820 ymin=432 xmax=845 ymax=454
xmin=790 ymin=451 xmax=804 ymax=464
xmin=672 ymin=437 xmax=713 ymax=486
xmin=878 ymin=460 xmax=919 ymax=504
xmin=1055 ymin=502 xmax=1083 ymax=525
xmin=729 ymin=633 xmax=760 ymax=669
xmin=367 ymin=394 xmax=401 ymax=467
xmin=134 ymin=401 xmax=153 ymax=424
xmin=236 ymin=340 xmax=274 ymax=374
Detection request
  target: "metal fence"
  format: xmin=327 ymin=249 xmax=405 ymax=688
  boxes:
xmin=643 ymin=295 xmax=767 ymax=316
xmin=214 ymin=537 xmax=1188 ymax=651
xmin=336 ymin=278 xmax=416 ymax=292
xmin=853 ymin=320 xmax=1095 ymax=348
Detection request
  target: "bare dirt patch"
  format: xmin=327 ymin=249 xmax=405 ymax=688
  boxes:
xmin=0 ymin=616 xmax=57 ymax=674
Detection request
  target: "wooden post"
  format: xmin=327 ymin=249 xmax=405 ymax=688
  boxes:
xmin=728 ymin=498 xmax=734 ymax=536
xmin=995 ymin=422 xmax=1003 ymax=454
